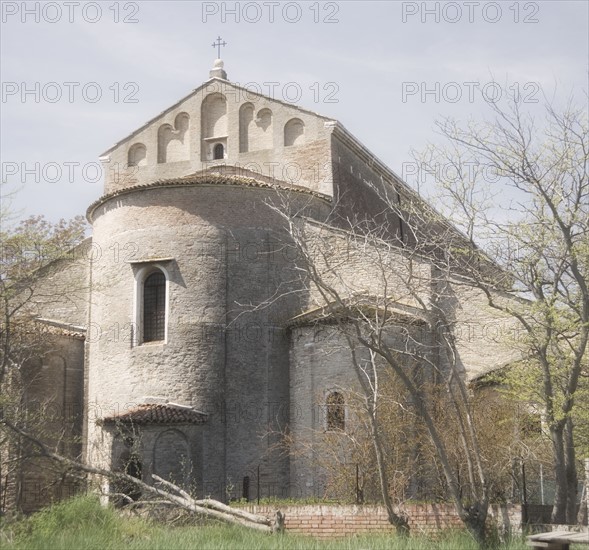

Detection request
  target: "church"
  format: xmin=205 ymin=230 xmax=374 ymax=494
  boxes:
xmin=4 ymin=53 xmax=520 ymax=513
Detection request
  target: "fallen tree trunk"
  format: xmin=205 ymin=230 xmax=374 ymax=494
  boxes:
xmin=3 ymin=419 xmax=284 ymax=533
xmin=152 ymin=474 xmax=281 ymax=530
xmin=150 ymin=474 xmax=279 ymax=532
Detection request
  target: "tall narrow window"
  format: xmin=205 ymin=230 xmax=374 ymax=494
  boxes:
xmin=143 ymin=271 xmax=166 ymax=342
xmin=326 ymin=392 xmax=345 ymax=431
xmin=213 ymin=143 xmax=224 ymax=160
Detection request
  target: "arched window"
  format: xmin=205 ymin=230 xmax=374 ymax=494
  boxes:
xmin=143 ymin=271 xmax=166 ymax=342
xmin=326 ymin=392 xmax=345 ymax=431
xmin=213 ymin=143 xmax=224 ymax=160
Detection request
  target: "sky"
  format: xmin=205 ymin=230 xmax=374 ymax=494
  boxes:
xmin=1 ymin=0 xmax=588 ymax=227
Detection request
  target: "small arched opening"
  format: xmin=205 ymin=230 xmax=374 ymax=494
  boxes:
xmin=213 ymin=143 xmax=225 ymax=160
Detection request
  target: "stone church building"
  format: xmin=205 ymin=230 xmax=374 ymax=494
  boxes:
xmin=3 ymin=58 xmax=520 ymax=513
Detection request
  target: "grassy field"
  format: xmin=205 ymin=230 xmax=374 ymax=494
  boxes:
xmin=1 ymin=496 xmax=530 ymax=550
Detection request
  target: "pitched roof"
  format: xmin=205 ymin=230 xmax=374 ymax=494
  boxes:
xmin=100 ymin=403 xmax=208 ymax=425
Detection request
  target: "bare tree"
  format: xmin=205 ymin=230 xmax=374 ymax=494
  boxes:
xmin=413 ymin=89 xmax=588 ymax=524
xmin=263 ymin=192 xmax=506 ymax=545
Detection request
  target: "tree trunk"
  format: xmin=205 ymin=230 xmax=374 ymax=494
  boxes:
xmin=349 ymin=346 xmax=409 ymax=536
xmin=577 ymin=458 xmax=589 ymax=526
xmin=564 ymin=417 xmax=578 ymax=524
xmin=462 ymin=503 xmax=489 ymax=549
xmin=551 ymin=424 xmax=568 ymax=524
xmin=551 ymin=418 xmax=579 ymax=525
xmin=368 ymin=405 xmax=409 ymax=536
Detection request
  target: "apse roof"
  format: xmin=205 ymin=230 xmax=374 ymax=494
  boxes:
xmin=100 ymin=403 xmax=208 ymax=425
xmin=86 ymin=167 xmax=330 ymax=221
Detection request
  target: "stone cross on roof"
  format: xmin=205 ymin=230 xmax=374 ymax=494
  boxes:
xmin=212 ymin=36 xmax=226 ymax=59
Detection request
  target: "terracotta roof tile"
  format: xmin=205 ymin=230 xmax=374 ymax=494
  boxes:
xmin=101 ymin=403 xmax=207 ymax=425
xmin=86 ymin=169 xmax=330 ymax=221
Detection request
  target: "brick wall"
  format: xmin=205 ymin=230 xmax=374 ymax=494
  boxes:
xmin=241 ymin=503 xmax=523 ymax=539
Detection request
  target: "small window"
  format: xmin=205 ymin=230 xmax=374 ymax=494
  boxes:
xmin=143 ymin=271 xmax=166 ymax=342
xmin=326 ymin=392 xmax=345 ymax=431
xmin=213 ymin=143 xmax=224 ymax=160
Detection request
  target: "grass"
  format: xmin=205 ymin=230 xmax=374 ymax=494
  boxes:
xmin=1 ymin=495 xmax=530 ymax=550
